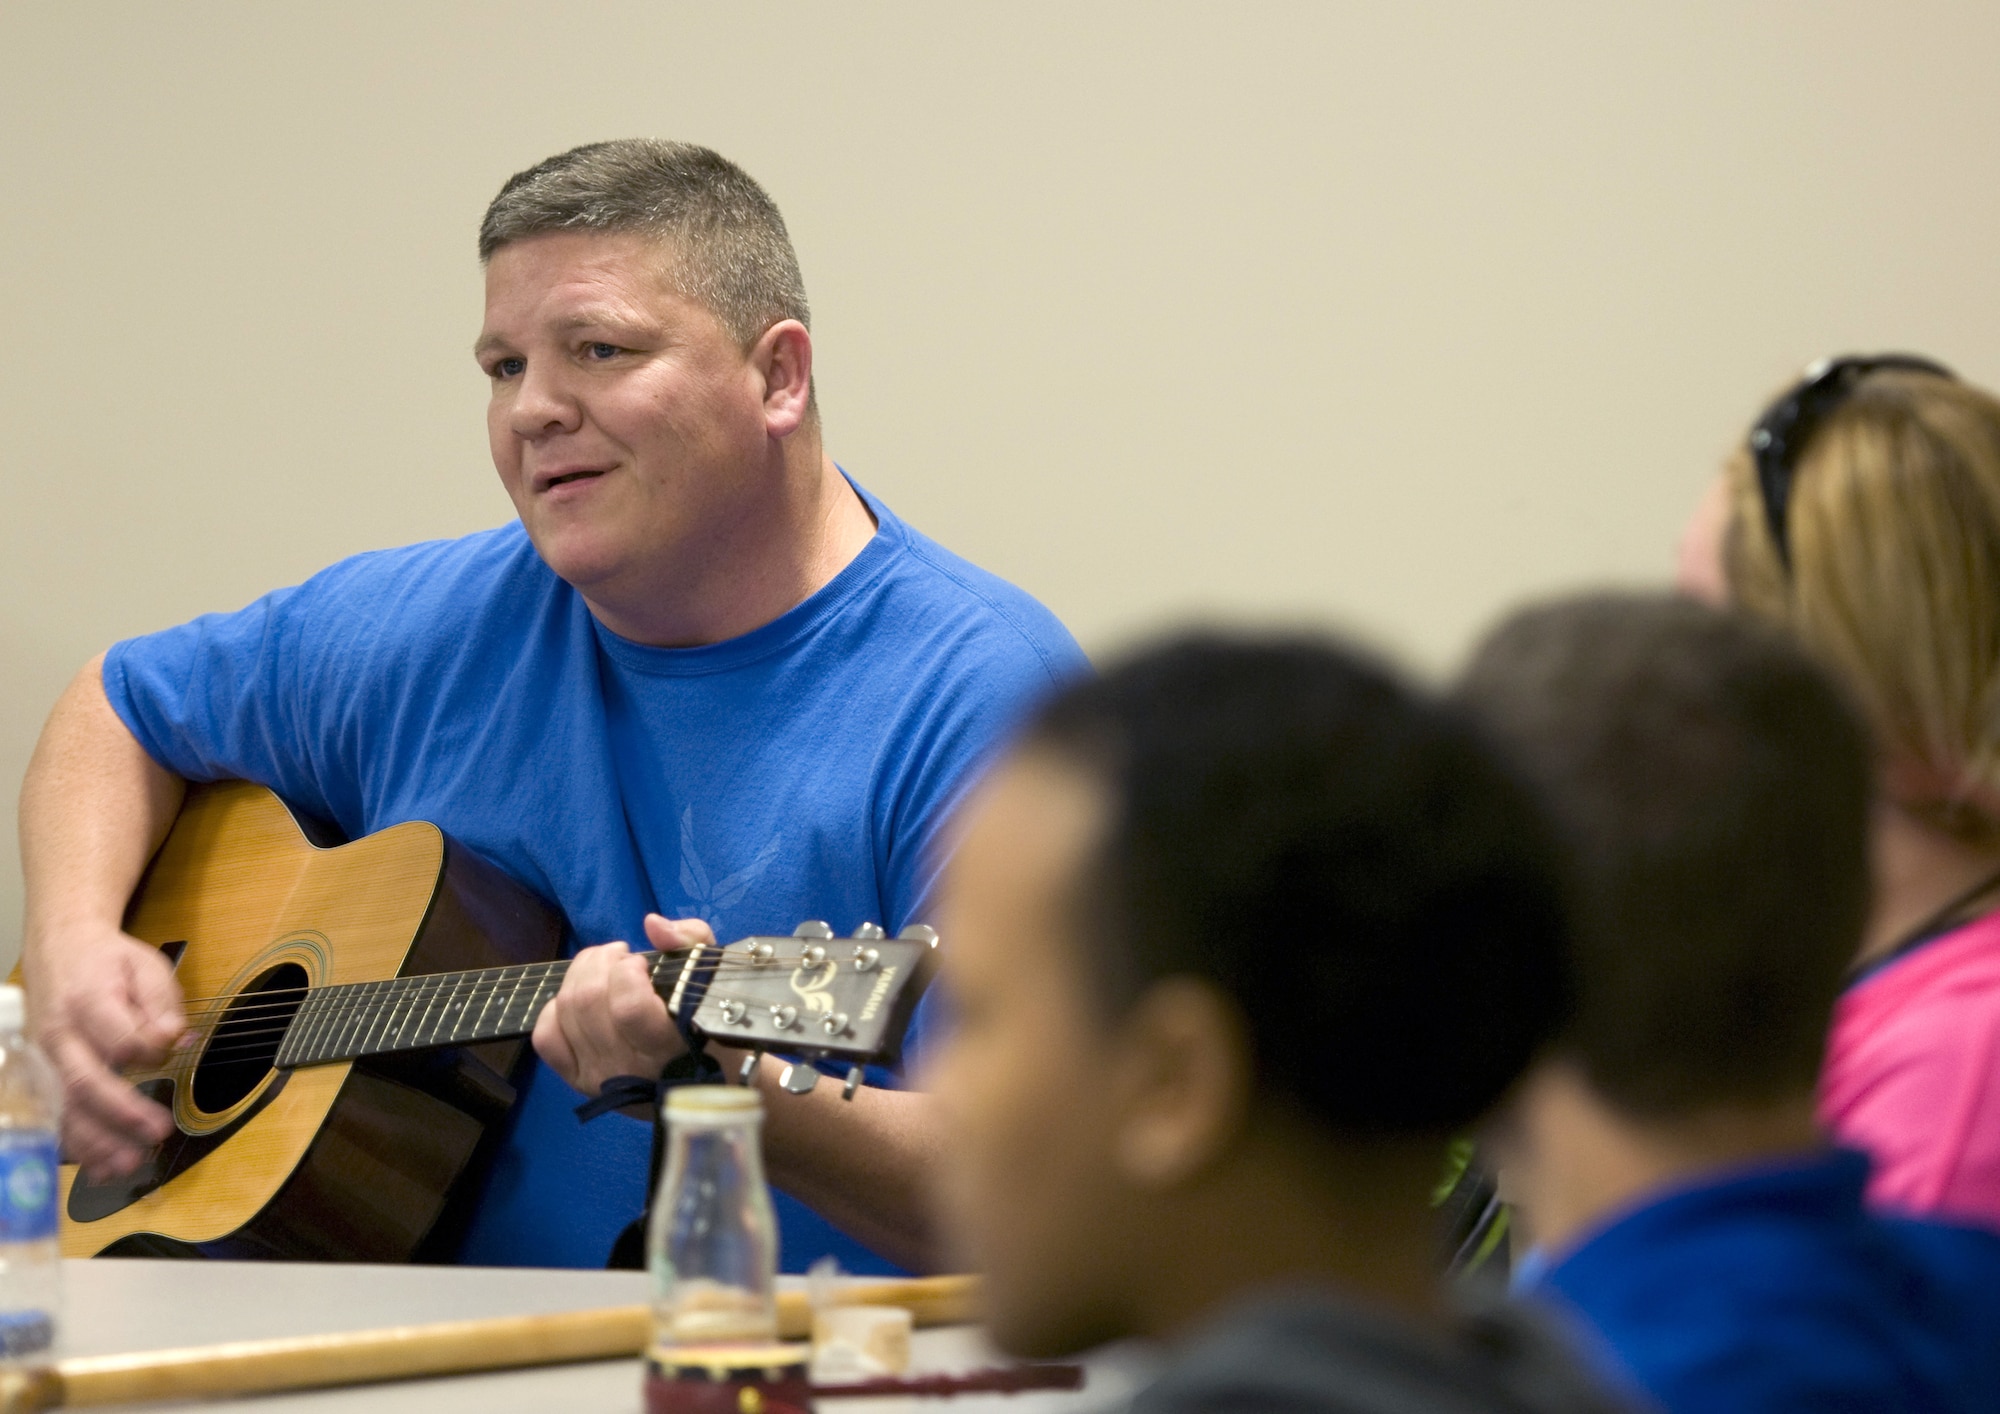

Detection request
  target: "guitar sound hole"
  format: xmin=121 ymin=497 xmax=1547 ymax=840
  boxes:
xmin=191 ymin=962 xmax=308 ymax=1115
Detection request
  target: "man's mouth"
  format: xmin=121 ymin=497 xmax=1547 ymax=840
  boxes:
xmin=538 ymin=467 xmax=608 ymax=492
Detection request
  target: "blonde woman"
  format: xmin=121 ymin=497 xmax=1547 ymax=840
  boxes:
xmin=1677 ymin=355 xmax=2000 ymax=1233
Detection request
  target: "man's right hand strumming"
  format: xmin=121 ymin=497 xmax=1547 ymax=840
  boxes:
xmin=18 ymin=654 xmax=190 ymax=1180
xmin=23 ymin=922 xmax=185 ymax=1178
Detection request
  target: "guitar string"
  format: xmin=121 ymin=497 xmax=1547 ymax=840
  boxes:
xmin=161 ymin=951 xmax=867 ymax=1013
xmin=176 ymin=975 xmax=878 ymax=1051
xmin=183 ymin=1012 xmax=884 ymax=1067
xmin=158 ymin=966 xmax=885 ymax=1043
xmin=184 ymin=1017 xmax=888 ymax=1069
xmin=159 ymin=968 xmax=815 ymax=1037
xmin=160 ymin=989 xmax=819 ymax=1049
xmin=164 ymin=973 xmax=570 ymax=1021
xmin=169 ymin=976 xmax=899 ymax=1065
xmin=188 ymin=1022 xmax=878 ymax=1067
xmin=163 ymin=936 xmax=923 ymax=1007
xmin=139 ymin=948 xmax=906 ymax=1064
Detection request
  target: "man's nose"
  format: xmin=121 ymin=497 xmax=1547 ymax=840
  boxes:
xmin=508 ymin=360 xmax=583 ymax=439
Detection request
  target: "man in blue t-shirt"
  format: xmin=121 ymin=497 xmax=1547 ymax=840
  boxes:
xmin=18 ymin=140 xmax=1085 ymax=1273
xmin=1457 ymin=595 xmax=2000 ymax=1412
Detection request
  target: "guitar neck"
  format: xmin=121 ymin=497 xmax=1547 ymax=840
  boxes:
xmin=273 ymin=951 xmax=689 ymax=1070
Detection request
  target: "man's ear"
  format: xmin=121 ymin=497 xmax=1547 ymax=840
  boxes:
xmin=1111 ymin=978 xmax=1253 ymax=1189
xmin=751 ymin=319 xmax=813 ymax=439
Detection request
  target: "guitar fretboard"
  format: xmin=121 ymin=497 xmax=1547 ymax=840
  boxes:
xmin=272 ymin=951 xmax=686 ymax=1069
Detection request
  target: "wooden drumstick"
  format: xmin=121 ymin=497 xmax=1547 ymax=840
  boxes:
xmin=0 ymin=1274 xmax=980 ymax=1412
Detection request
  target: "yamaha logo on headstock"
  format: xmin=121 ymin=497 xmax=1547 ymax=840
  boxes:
xmin=858 ymin=965 xmax=899 ymax=1023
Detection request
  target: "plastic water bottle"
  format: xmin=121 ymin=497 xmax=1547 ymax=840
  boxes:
xmin=0 ymin=986 xmax=59 ymax=1359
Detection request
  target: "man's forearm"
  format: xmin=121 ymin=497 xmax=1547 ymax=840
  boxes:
xmin=20 ymin=655 xmax=184 ymax=951
xmin=21 ymin=655 xmax=192 ymax=1176
xmin=749 ymin=1061 xmax=945 ymax=1273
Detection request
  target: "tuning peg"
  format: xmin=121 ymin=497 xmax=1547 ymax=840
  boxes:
xmin=718 ymin=999 xmax=747 ymax=1025
xmin=793 ymin=921 xmax=835 ymax=940
xmin=897 ymin=924 xmax=940 ymax=946
xmin=779 ymin=1062 xmax=820 ymax=1096
xmin=749 ymin=940 xmax=777 ymax=965
xmin=821 ymin=1012 xmax=850 ymax=1037
xmin=739 ymin=1049 xmax=763 ymax=1085
xmin=769 ymin=1004 xmax=799 ymax=1032
xmin=851 ymin=945 xmax=880 ymax=972
xmin=842 ymin=1065 xmax=865 ymax=1101
xmin=801 ymin=944 xmax=828 ymax=969
xmin=854 ymin=922 xmax=887 ymax=941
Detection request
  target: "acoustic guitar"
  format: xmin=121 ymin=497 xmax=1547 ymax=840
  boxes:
xmin=52 ymin=781 xmax=934 ymax=1262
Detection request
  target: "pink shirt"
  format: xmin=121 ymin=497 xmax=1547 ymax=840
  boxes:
xmin=1820 ymin=908 xmax=2000 ymax=1233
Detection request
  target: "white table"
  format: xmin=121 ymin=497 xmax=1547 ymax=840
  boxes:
xmin=51 ymin=1260 xmax=1156 ymax=1413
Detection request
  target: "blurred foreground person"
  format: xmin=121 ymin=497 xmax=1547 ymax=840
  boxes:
xmin=1680 ymin=356 xmax=2000 ymax=1233
xmin=930 ymin=636 xmax=1628 ymax=1414
xmin=1462 ymin=594 xmax=2000 ymax=1413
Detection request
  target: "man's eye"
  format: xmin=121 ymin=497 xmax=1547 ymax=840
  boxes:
xmin=585 ymin=342 xmax=621 ymax=360
xmin=489 ymin=357 xmax=525 ymax=380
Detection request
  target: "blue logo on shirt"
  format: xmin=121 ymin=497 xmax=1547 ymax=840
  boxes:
xmin=678 ymin=806 xmax=783 ymax=928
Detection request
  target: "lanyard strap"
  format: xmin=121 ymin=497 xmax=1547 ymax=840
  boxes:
xmin=1850 ymin=861 xmax=2000 ymax=987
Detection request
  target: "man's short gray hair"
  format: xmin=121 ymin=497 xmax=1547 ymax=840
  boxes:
xmin=479 ymin=140 xmax=810 ymax=348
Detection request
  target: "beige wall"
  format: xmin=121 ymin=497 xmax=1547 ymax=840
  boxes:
xmin=8 ymin=2 xmax=2000 ymax=961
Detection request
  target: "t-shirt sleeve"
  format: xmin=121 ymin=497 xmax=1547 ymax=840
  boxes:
xmin=878 ymin=627 xmax=1088 ymax=924
xmin=871 ymin=616 xmax=1090 ymax=1067
xmin=102 ymin=576 xmax=360 ymax=831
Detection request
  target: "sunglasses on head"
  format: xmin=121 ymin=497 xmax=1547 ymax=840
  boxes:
xmin=1748 ymin=353 xmax=1955 ymax=571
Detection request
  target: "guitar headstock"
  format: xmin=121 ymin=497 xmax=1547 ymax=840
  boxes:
xmin=682 ymin=923 xmax=937 ymax=1086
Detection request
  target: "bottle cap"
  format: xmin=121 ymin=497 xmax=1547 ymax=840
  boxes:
xmin=664 ymin=1084 xmax=762 ymax=1123
xmin=0 ymin=987 xmax=23 ymax=1032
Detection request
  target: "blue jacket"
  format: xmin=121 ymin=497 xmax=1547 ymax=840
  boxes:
xmin=1524 ymin=1149 xmax=2000 ymax=1413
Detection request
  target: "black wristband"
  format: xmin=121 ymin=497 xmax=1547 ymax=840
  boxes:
xmin=573 ymin=1048 xmax=725 ymax=1123
xmin=573 ymin=1074 xmax=661 ymax=1123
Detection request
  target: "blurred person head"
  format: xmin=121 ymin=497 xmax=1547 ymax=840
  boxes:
xmin=929 ymin=632 xmax=1572 ymax=1358
xmin=1457 ymin=594 xmax=1870 ymax=1243
xmin=1462 ymin=593 xmax=1871 ymax=1117
xmin=1681 ymin=357 xmax=2000 ymax=846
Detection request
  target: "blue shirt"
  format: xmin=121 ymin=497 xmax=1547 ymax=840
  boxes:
xmin=1523 ymin=1149 xmax=2000 ymax=1413
xmin=103 ymin=478 xmax=1086 ymax=1272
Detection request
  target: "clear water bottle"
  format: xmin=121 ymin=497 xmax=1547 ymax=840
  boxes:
xmin=646 ymin=1085 xmax=779 ymax=1347
xmin=0 ymin=986 xmax=60 ymax=1359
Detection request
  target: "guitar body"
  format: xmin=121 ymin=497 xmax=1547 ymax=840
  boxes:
xmin=59 ymin=782 xmax=563 ymax=1261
